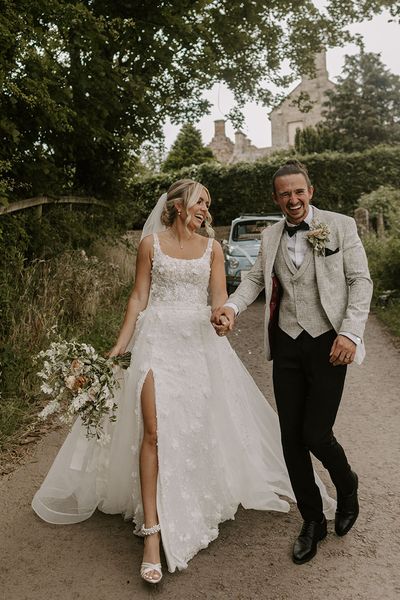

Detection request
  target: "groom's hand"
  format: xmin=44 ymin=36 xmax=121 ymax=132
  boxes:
xmin=329 ymin=335 xmax=356 ymax=366
xmin=211 ymin=306 xmax=235 ymax=336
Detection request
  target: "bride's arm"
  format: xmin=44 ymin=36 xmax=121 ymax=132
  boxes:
xmin=108 ymin=236 xmax=153 ymax=357
xmin=209 ymin=240 xmax=228 ymax=311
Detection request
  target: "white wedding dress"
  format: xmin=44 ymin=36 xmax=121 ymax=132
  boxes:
xmin=32 ymin=233 xmax=335 ymax=572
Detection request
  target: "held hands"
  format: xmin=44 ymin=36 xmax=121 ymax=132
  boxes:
xmin=329 ymin=335 xmax=356 ymax=366
xmin=211 ymin=306 xmax=235 ymax=337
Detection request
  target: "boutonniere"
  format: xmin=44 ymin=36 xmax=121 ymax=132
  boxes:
xmin=306 ymin=220 xmax=330 ymax=256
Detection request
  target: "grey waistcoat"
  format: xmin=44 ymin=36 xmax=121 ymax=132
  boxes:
xmin=274 ymin=236 xmax=332 ymax=339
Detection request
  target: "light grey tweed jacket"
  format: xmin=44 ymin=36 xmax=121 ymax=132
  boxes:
xmin=228 ymin=206 xmax=373 ymax=361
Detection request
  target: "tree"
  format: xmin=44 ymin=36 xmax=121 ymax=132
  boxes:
xmin=358 ymin=186 xmax=400 ymax=233
xmin=294 ymin=123 xmax=339 ymax=154
xmin=0 ymin=0 xmax=74 ymax=197
xmin=0 ymin=1 xmax=397 ymax=198
xmin=323 ymin=51 xmax=400 ymax=151
xmin=296 ymin=51 xmax=400 ymax=154
xmin=162 ymin=124 xmax=213 ymax=171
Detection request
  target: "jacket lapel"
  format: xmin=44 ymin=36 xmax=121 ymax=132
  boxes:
xmin=263 ymin=220 xmax=285 ymax=360
xmin=265 ymin=220 xmax=286 ymax=282
xmin=311 ymin=206 xmax=329 ymax=291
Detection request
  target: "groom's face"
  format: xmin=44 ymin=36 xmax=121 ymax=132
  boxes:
xmin=273 ymin=174 xmax=314 ymax=224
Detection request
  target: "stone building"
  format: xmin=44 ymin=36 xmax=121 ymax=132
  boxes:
xmin=270 ymin=50 xmax=335 ymax=149
xmin=208 ymin=50 xmax=335 ymax=163
xmin=207 ymin=119 xmax=235 ymax=163
xmin=208 ymin=122 xmax=272 ymax=164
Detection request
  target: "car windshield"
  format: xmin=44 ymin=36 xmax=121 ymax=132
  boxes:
xmin=232 ymin=220 xmax=275 ymax=242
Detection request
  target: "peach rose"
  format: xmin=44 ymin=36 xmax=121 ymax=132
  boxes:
xmin=71 ymin=359 xmax=84 ymax=374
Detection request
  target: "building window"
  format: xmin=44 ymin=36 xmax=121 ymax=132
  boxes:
xmin=288 ymin=121 xmax=304 ymax=146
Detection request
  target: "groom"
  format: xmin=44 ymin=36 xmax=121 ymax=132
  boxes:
xmin=212 ymin=160 xmax=372 ymax=564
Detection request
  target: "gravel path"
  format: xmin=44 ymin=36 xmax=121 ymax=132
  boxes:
xmin=1 ymin=305 xmax=399 ymax=600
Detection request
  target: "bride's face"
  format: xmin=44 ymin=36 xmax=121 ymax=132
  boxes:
xmin=179 ymin=193 xmax=210 ymax=231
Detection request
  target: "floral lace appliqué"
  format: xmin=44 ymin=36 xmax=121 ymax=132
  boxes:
xmin=150 ymin=234 xmax=212 ymax=306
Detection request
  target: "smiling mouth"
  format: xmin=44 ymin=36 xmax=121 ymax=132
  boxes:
xmin=287 ymin=203 xmax=303 ymax=212
xmin=194 ymin=214 xmax=204 ymax=222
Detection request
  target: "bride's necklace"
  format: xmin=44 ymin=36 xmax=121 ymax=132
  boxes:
xmin=168 ymin=228 xmax=192 ymax=250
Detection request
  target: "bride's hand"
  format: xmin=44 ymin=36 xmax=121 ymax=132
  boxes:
xmin=212 ymin=315 xmax=231 ymax=337
xmin=107 ymin=344 xmax=126 ymax=358
xmin=211 ymin=306 xmax=235 ymax=330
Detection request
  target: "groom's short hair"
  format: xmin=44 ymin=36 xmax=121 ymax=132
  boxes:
xmin=272 ymin=160 xmax=312 ymax=194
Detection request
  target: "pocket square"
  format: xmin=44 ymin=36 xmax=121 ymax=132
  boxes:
xmin=325 ymin=247 xmax=340 ymax=257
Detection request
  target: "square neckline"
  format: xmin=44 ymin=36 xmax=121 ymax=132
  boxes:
xmin=153 ymin=233 xmax=213 ymax=262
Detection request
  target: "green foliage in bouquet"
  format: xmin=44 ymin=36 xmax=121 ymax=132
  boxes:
xmin=36 ymin=340 xmax=131 ymax=443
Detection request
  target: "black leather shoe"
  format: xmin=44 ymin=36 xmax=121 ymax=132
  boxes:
xmin=335 ymin=471 xmax=359 ymax=536
xmin=292 ymin=517 xmax=327 ymax=564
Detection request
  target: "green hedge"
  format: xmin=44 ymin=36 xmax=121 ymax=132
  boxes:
xmin=2 ymin=144 xmax=400 ymax=261
xmin=127 ymin=144 xmax=400 ymax=226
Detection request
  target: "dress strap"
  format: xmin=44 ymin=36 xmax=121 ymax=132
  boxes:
xmin=153 ymin=232 xmax=161 ymax=252
xmin=205 ymin=237 xmax=214 ymax=260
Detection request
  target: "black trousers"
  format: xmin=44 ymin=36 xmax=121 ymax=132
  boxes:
xmin=272 ymin=327 xmax=354 ymax=522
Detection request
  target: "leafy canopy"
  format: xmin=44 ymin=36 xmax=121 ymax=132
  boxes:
xmin=0 ymin=0 xmax=397 ymax=198
xmin=295 ymin=51 xmax=400 ymax=153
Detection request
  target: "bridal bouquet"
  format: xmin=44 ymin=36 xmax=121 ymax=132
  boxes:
xmin=36 ymin=340 xmax=131 ymax=444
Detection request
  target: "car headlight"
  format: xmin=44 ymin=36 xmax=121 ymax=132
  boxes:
xmin=228 ymin=257 xmax=240 ymax=268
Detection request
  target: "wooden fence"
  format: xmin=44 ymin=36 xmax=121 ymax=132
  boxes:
xmin=0 ymin=195 xmax=108 ymax=218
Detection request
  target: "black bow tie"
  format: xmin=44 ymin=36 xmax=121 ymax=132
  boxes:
xmin=285 ymin=221 xmax=310 ymax=237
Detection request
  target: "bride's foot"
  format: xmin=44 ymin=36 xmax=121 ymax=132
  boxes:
xmin=140 ymin=524 xmax=162 ymax=584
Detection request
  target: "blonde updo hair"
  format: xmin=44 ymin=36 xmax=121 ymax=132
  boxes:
xmin=161 ymin=179 xmax=214 ymax=237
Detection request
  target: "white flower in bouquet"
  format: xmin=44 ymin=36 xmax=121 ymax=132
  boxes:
xmin=71 ymin=392 xmax=89 ymax=411
xmin=39 ymin=399 xmax=61 ymax=419
xmin=35 ymin=339 xmax=131 ymax=444
xmin=64 ymin=375 xmax=77 ymax=390
xmin=40 ymin=382 xmax=54 ymax=395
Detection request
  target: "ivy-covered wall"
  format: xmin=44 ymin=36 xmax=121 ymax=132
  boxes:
xmin=127 ymin=145 xmax=400 ymax=226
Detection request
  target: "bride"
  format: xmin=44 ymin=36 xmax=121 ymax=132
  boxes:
xmin=32 ymin=179 xmax=335 ymax=583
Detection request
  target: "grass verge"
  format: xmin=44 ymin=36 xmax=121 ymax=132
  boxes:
xmin=374 ymin=300 xmax=400 ymax=342
xmin=0 ymin=237 xmax=136 ymax=459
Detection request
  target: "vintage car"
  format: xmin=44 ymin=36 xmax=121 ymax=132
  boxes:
xmin=223 ymin=214 xmax=283 ymax=293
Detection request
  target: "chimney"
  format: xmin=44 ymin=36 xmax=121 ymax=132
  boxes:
xmin=214 ymin=119 xmax=226 ymax=137
xmin=314 ymin=49 xmax=328 ymax=78
xmin=302 ymin=49 xmax=329 ymax=81
xmin=235 ymin=131 xmax=246 ymax=152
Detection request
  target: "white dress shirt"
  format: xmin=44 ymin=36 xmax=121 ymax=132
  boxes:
xmin=224 ymin=206 xmax=363 ymax=363
xmin=286 ymin=204 xmax=314 ymax=268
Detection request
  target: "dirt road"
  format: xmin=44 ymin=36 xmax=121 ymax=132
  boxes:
xmin=1 ymin=304 xmax=399 ymax=600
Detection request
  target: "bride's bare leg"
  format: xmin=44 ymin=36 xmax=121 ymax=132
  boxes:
xmin=140 ymin=371 xmax=161 ymax=581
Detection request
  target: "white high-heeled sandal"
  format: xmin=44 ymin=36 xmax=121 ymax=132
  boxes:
xmin=140 ymin=523 xmax=162 ymax=584
xmin=140 ymin=562 xmax=162 ymax=584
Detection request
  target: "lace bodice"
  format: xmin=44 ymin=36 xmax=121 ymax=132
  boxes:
xmin=149 ymin=233 xmax=213 ymax=307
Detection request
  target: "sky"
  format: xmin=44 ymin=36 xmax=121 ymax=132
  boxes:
xmin=163 ymin=9 xmax=400 ymax=150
